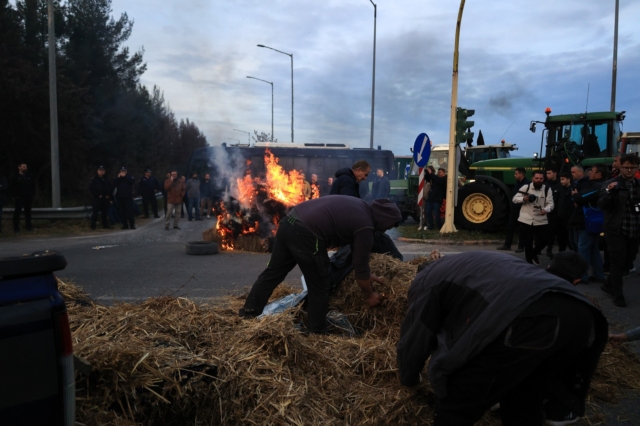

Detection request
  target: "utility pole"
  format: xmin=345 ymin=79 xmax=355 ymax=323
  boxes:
xmin=368 ymin=0 xmax=377 ymax=149
xmin=48 ymin=0 xmax=61 ymax=208
xmin=440 ymin=0 xmax=466 ymax=234
xmin=610 ymin=0 xmax=619 ymax=112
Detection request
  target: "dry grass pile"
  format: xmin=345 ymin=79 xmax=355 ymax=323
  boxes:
xmin=61 ymin=252 xmax=640 ymax=426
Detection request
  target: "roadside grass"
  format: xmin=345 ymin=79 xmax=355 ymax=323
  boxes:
xmin=397 ymin=222 xmax=510 ymax=242
xmin=0 ymin=216 xmax=155 ymax=239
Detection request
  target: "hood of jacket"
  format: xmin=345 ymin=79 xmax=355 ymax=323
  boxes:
xmin=371 ymin=199 xmax=402 ymax=231
xmin=335 ymin=168 xmax=355 ymax=179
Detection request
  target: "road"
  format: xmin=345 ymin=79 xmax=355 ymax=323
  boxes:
xmin=1 ymin=217 xmax=639 ymax=423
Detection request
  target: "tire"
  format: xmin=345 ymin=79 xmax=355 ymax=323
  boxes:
xmin=185 ymin=241 xmax=219 ymax=255
xmin=455 ymin=180 xmax=509 ymax=232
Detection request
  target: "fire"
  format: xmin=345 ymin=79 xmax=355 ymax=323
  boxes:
xmin=213 ymin=149 xmax=302 ymax=251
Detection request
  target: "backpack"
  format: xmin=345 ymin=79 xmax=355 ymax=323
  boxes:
xmin=583 ymin=206 xmax=604 ymax=234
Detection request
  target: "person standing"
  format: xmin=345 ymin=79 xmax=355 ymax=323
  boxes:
xmin=0 ymin=172 xmax=7 ymax=233
xmin=571 ymin=164 xmax=607 ymax=285
xmin=299 ymin=172 xmax=312 ymax=201
xmin=164 ymin=171 xmax=186 ymax=230
xmin=371 ymin=168 xmax=391 ymax=199
xmin=310 ymin=174 xmax=321 ymax=199
xmin=330 ymin=160 xmax=371 ymax=198
xmin=557 ymin=172 xmax=575 ymax=251
xmin=200 ymin=173 xmax=215 ymax=218
xmin=321 ymin=177 xmax=334 ymax=197
xmin=425 ymin=168 xmax=447 ymax=230
xmin=10 ymin=163 xmax=35 ymax=233
xmin=397 ymin=251 xmax=607 ymax=426
xmin=137 ymin=169 xmax=160 ymax=219
xmin=599 ymin=154 xmax=640 ymax=307
xmin=497 ymin=167 xmax=530 ymax=252
xmin=89 ymin=166 xmax=113 ymax=230
xmin=513 ymin=170 xmax=554 ymax=265
xmin=185 ymin=173 xmax=202 ymax=221
xmin=113 ymin=167 xmax=136 ymax=230
xmin=239 ymin=196 xmax=402 ymax=333
xmin=545 ymin=168 xmax=562 ymax=258
xmin=160 ymin=172 xmax=170 ymax=216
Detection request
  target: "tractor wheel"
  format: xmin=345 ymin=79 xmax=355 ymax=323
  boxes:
xmin=455 ymin=180 xmax=509 ymax=232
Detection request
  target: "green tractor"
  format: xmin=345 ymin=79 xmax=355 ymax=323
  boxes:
xmin=392 ymin=109 xmax=629 ymax=230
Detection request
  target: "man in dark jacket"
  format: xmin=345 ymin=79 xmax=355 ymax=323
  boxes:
xmin=497 ymin=167 xmax=530 ymax=251
xmin=89 ymin=166 xmax=113 ymax=230
xmin=330 ymin=160 xmax=371 ymax=198
xmin=571 ymin=164 xmax=607 ymax=284
xmin=10 ymin=163 xmax=35 ymax=233
xmin=200 ymin=173 xmax=215 ymax=218
xmin=137 ymin=169 xmax=161 ymax=218
xmin=0 ymin=171 xmax=7 ymax=233
xmin=425 ymin=168 xmax=447 ymax=230
xmin=545 ymin=168 xmax=562 ymax=258
xmin=113 ymin=167 xmax=136 ymax=230
xmin=599 ymin=154 xmax=640 ymax=307
xmin=239 ymin=196 xmax=402 ymax=333
xmin=371 ymin=168 xmax=391 ymax=199
xmin=556 ymin=172 xmax=575 ymax=251
xmin=397 ymin=251 xmax=607 ymax=426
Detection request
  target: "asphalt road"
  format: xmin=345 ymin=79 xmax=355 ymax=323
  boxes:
xmin=1 ymin=217 xmax=639 ymax=424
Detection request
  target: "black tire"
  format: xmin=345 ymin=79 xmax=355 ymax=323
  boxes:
xmin=455 ymin=180 xmax=509 ymax=232
xmin=185 ymin=241 xmax=219 ymax=255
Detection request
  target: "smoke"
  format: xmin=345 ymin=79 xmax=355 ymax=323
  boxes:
xmin=488 ymin=87 xmax=535 ymax=117
xmin=209 ymin=145 xmax=247 ymax=204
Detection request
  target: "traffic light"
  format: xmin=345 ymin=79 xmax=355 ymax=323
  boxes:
xmin=455 ymin=107 xmax=475 ymax=145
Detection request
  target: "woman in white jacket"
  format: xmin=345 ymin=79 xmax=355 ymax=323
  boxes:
xmin=513 ymin=170 xmax=554 ymax=265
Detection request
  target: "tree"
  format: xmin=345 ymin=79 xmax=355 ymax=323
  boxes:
xmin=252 ymin=131 xmax=277 ymax=143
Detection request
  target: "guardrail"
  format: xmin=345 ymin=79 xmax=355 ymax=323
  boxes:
xmin=1 ymin=194 xmax=164 ymax=221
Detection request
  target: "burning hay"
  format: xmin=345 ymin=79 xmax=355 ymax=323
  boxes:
xmin=62 ymin=254 xmax=640 ymax=425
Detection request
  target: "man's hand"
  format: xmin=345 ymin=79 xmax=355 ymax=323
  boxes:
xmin=539 ymin=209 xmax=547 ymax=215
xmin=371 ymin=274 xmax=386 ymax=285
xmin=607 ymin=182 xmax=618 ymax=191
xmin=609 ymin=332 xmax=628 ymax=345
xmin=523 ymin=195 xmax=530 ymax=202
xmin=366 ymin=292 xmax=381 ymax=307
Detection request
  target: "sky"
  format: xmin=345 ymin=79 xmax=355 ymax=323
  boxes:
xmin=109 ymin=0 xmax=640 ymax=157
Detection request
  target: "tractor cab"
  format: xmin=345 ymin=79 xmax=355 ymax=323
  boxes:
xmin=532 ymin=110 xmax=625 ymax=172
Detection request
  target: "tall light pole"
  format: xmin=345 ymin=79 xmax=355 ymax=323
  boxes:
xmin=47 ymin=0 xmax=60 ymax=207
xmin=367 ymin=0 xmax=377 ymax=149
xmin=441 ymin=0 xmax=466 ymax=234
xmin=233 ymin=128 xmax=250 ymax=145
xmin=246 ymin=76 xmax=274 ymax=141
xmin=611 ymin=0 xmax=619 ymax=112
xmin=257 ymin=44 xmax=294 ymax=143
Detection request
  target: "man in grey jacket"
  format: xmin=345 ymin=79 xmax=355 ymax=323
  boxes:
xmin=397 ymin=251 xmax=608 ymax=426
xmin=185 ymin=173 xmax=202 ymax=221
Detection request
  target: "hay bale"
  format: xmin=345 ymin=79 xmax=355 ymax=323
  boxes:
xmin=59 ymin=251 xmax=640 ymax=425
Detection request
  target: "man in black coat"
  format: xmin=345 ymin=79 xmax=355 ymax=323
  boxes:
xmin=424 ymin=168 xmax=447 ymax=230
xmin=497 ymin=167 xmax=530 ymax=251
xmin=545 ymin=168 xmax=563 ymax=258
xmin=371 ymin=168 xmax=391 ymax=199
xmin=10 ymin=163 xmax=35 ymax=233
xmin=138 ymin=169 xmax=161 ymax=218
xmin=330 ymin=160 xmax=371 ymax=198
xmin=89 ymin=166 xmax=113 ymax=230
xmin=113 ymin=167 xmax=136 ymax=230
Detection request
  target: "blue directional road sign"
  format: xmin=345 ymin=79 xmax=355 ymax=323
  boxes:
xmin=413 ymin=133 xmax=431 ymax=167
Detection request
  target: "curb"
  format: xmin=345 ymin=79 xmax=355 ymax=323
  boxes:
xmin=397 ymin=237 xmax=503 ymax=246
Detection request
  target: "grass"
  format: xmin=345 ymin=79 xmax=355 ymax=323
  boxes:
xmin=0 ymin=216 xmax=155 ymax=239
xmin=397 ymin=222 xmax=509 ymax=242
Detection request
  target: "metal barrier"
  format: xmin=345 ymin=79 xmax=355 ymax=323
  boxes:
xmin=1 ymin=194 xmax=164 ymax=221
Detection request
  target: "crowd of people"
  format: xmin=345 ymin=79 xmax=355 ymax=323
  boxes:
xmin=497 ymin=154 xmax=640 ymax=308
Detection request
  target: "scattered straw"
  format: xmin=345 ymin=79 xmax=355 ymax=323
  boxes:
xmin=62 ymin=252 xmax=640 ymax=425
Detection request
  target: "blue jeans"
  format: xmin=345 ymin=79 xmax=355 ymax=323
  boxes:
xmin=426 ymin=200 xmax=442 ymax=229
xmin=187 ymin=197 xmax=200 ymax=220
xmin=577 ymin=230 xmax=605 ymax=281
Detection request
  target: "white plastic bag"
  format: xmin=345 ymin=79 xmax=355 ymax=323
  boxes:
xmin=258 ymin=276 xmax=308 ymax=318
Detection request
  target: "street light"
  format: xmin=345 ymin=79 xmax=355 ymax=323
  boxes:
xmin=233 ymin=128 xmax=250 ymax=145
xmin=366 ymin=0 xmax=377 ymax=149
xmin=246 ymin=76 xmax=274 ymax=141
xmin=257 ymin=44 xmax=294 ymax=143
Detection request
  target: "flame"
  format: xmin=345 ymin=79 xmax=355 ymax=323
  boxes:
xmin=216 ymin=148 xmax=306 ymax=250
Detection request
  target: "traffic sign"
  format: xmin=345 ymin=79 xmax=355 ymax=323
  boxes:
xmin=413 ymin=133 xmax=431 ymax=167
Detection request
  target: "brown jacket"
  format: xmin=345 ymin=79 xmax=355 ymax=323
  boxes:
xmin=164 ymin=177 xmax=186 ymax=204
